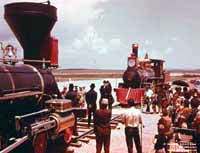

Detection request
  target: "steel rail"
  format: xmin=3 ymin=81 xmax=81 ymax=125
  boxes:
xmin=72 ymin=113 xmax=121 ymax=142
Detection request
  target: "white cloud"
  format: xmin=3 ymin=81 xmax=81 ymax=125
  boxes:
xmin=70 ymin=25 xmax=107 ymax=54
xmin=165 ymin=47 xmax=173 ymax=54
xmin=53 ymin=0 xmax=108 ymax=24
xmin=69 ymin=25 xmax=124 ymax=56
xmin=98 ymin=48 xmax=108 ymax=54
xmin=72 ymin=39 xmax=83 ymax=49
xmin=144 ymin=40 xmax=152 ymax=45
xmin=170 ymin=37 xmax=178 ymax=41
xmin=109 ymin=38 xmax=122 ymax=48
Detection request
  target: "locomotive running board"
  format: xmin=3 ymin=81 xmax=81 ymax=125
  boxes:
xmin=0 ymin=91 xmax=42 ymax=101
xmin=0 ymin=135 xmax=28 ymax=153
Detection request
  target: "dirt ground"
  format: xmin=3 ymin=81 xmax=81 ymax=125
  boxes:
xmin=72 ymin=107 xmax=160 ymax=153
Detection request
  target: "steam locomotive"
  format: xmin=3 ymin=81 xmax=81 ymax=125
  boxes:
xmin=0 ymin=2 xmax=85 ymax=153
xmin=115 ymin=44 xmax=165 ymax=105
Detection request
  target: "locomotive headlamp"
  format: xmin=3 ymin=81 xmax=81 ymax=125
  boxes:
xmin=128 ymin=58 xmax=135 ymax=67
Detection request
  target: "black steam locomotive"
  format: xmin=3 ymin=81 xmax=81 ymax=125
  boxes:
xmin=0 ymin=2 xmax=84 ymax=153
xmin=115 ymin=44 xmax=165 ymax=104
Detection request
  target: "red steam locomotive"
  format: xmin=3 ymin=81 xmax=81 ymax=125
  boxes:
xmin=0 ymin=2 xmax=85 ymax=153
xmin=115 ymin=44 xmax=165 ymax=105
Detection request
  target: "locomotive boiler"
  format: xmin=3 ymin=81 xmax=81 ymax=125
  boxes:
xmin=115 ymin=44 xmax=165 ymax=104
xmin=0 ymin=2 xmax=84 ymax=153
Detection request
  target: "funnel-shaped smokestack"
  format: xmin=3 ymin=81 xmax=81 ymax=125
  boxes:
xmin=4 ymin=2 xmax=57 ymax=66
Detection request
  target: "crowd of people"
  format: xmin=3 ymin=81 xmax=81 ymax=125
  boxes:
xmin=60 ymin=80 xmax=200 ymax=153
xmin=144 ymin=84 xmax=200 ymax=153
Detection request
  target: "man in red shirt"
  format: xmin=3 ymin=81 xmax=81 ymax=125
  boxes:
xmin=94 ymin=98 xmax=111 ymax=153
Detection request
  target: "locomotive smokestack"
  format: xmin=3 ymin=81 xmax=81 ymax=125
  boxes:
xmin=132 ymin=44 xmax=138 ymax=58
xmin=4 ymin=2 xmax=57 ymax=67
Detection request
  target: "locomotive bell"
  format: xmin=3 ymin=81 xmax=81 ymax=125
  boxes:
xmin=4 ymin=2 xmax=57 ymax=67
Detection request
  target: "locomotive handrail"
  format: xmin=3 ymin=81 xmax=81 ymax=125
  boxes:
xmin=15 ymin=109 xmax=49 ymax=120
xmin=0 ymin=91 xmax=42 ymax=100
xmin=2 ymin=87 xmax=40 ymax=94
xmin=0 ymin=58 xmax=51 ymax=63
xmin=0 ymin=135 xmax=29 ymax=153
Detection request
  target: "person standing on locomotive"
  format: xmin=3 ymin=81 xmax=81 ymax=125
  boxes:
xmin=85 ymin=83 xmax=97 ymax=128
xmin=121 ymin=100 xmax=143 ymax=153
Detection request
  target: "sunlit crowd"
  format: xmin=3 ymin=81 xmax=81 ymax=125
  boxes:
xmin=60 ymin=81 xmax=200 ymax=153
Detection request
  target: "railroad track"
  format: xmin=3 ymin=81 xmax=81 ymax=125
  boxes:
xmin=68 ymin=110 xmax=122 ymax=150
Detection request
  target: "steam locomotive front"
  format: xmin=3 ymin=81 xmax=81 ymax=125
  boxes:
xmin=0 ymin=2 xmax=77 ymax=152
xmin=122 ymin=44 xmax=155 ymax=88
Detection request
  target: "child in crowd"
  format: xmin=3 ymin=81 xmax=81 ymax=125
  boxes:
xmin=153 ymin=124 xmax=167 ymax=153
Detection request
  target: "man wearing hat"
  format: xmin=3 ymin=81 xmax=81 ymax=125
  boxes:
xmin=65 ymin=83 xmax=78 ymax=107
xmin=65 ymin=83 xmax=79 ymax=135
xmin=121 ymin=99 xmax=142 ymax=153
xmin=85 ymin=83 xmax=97 ymax=127
xmin=99 ymin=80 xmax=114 ymax=109
xmin=94 ymin=98 xmax=112 ymax=153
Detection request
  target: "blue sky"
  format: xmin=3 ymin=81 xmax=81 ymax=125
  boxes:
xmin=0 ymin=0 xmax=200 ymax=69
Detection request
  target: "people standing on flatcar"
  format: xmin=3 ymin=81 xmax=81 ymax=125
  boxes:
xmin=121 ymin=99 xmax=142 ymax=153
xmin=94 ymin=98 xmax=111 ymax=153
xmin=85 ymin=83 xmax=97 ymax=128
xmin=65 ymin=83 xmax=79 ymax=136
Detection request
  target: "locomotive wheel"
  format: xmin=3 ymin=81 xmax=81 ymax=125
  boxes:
xmin=33 ymin=132 xmax=47 ymax=153
xmin=64 ymin=127 xmax=72 ymax=144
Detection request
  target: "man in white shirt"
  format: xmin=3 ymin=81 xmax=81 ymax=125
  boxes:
xmin=122 ymin=100 xmax=142 ymax=153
